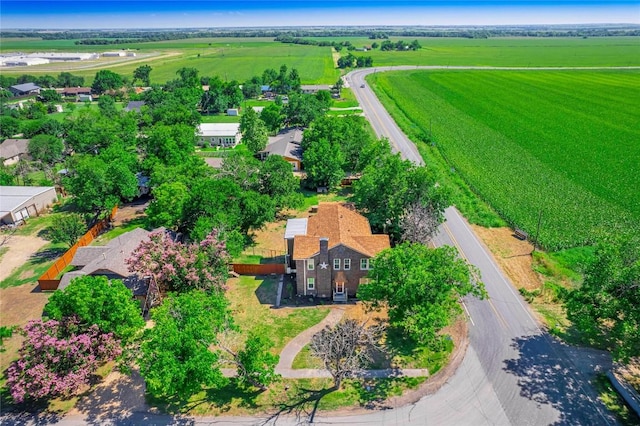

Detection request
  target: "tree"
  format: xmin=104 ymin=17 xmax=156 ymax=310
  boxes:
xmin=353 ymin=153 xmax=449 ymax=241
xmin=239 ymin=107 xmax=269 ymax=154
xmin=564 ymin=236 xmax=640 ymax=362
xmin=133 ymin=64 xmax=152 ymax=86
xmin=39 ymin=89 xmax=62 ymax=104
xmin=225 ymin=333 xmax=280 ymax=391
xmin=27 ymin=134 xmax=64 ymax=165
xmin=97 ymin=94 xmax=118 ymax=118
xmin=332 ymin=77 xmax=344 ymax=97
xmin=138 ymin=291 xmax=230 ymax=399
xmin=400 ymin=201 xmax=442 ymax=245
xmin=57 ymin=72 xmax=84 ymax=88
xmin=91 ymin=70 xmax=123 ymax=94
xmin=64 ymin=155 xmax=138 ymax=213
xmin=145 ymin=181 xmax=189 ymax=229
xmin=258 ymin=155 xmax=303 ymax=211
xmin=44 ymin=275 xmax=144 ymax=344
xmin=7 ymin=318 xmax=121 ymax=404
xmin=303 ymin=137 xmax=345 ymax=189
xmin=45 ymin=213 xmax=86 ymax=247
xmin=126 ymin=229 xmax=230 ymax=302
xmin=259 ymin=103 xmax=284 ymax=134
xmin=310 ymin=319 xmax=383 ymax=389
xmin=284 ymin=93 xmax=327 ymax=127
xmin=0 ymin=116 xmax=20 ymax=138
xmin=176 ymin=67 xmax=200 ymax=88
xmin=359 ymin=243 xmax=486 ymax=347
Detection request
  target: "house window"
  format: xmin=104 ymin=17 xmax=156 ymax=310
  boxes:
xmin=344 ymin=259 xmax=351 ymax=270
xmin=307 ymin=277 xmax=315 ymax=290
xmin=307 ymin=260 xmax=314 ymax=270
xmin=360 ymin=258 xmax=369 ymax=270
xmin=333 ymin=258 xmax=340 ymax=270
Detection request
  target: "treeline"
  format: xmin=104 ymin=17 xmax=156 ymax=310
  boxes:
xmin=2 ymin=26 xmax=638 ymax=44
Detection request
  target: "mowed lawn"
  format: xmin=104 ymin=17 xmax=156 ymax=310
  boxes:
xmin=370 ymin=69 xmax=640 ymax=250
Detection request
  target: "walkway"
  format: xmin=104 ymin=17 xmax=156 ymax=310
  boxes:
xmin=274 ymin=307 xmax=430 ymax=379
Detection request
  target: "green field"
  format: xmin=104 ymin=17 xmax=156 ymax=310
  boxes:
xmin=310 ymin=36 xmax=640 ymax=67
xmin=369 ymin=69 xmax=640 ymax=250
xmin=0 ymin=38 xmax=339 ymax=85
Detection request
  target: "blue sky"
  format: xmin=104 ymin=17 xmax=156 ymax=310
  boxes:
xmin=2 ymin=1 xmax=639 ymax=29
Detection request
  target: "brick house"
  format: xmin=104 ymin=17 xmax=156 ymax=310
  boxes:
xmin=285 ymin=202 xmax=390 ymax=302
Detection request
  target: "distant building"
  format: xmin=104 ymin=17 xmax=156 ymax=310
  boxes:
xmin=9 ymin=83 xmax=41 ymax=97
xmin=124 ymin=101 xmax=146 ymax=112
xmin=196 ymin=123 xmax=242 ymax=148
xmin=0 ymin=139 xmax=29 ymax=166
xmin=300 ymin=85 xmax=332 ymax=94
xmin=259 ymin=128 xmax=303 ymax=171
xmin=102 ymin=51 xmax=126 ymax=57
xmin=0 ymin=186 xmax=57 ymax=225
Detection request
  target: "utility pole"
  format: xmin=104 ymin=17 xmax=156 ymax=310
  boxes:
xmin=532 ymin=210 xmax=543 ymax=254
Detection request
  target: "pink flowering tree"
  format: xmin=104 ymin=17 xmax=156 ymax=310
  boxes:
xmin=126 ymin=229 xmax=230 ymax=304
xmin=7 ymin=317 xmax=121 ymax=404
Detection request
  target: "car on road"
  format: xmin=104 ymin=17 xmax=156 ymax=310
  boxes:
xmin=360 ymin=84 xmax=365 ymax=88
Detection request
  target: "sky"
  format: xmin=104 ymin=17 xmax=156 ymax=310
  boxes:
xmin=1 ymin=1 xmax=639 ymax=29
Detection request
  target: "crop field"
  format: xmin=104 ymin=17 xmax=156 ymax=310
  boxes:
xmin=310 ymin=36 xmax=640 ymax=67
xmin=369 ymin=69 xmax=640 ymax=250
xmin=0 ymin=38 xmax=339 ymax=84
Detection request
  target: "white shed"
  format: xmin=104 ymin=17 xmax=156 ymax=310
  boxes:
xmin=0 ymin=186 xmax=58 ymax=226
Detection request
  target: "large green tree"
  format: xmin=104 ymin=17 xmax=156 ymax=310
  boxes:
xmin=359 ymin=243 xmax=486 ymax=347
xmin=564 ymin=236 xmax=640 ymax=361
xmin=91 ymin=70 xmax=123 ymax=94
xmin=303 ymin=137 xmax=345 ymax=189
xmin=44 ymin=276 xmax=144 ymax=344
xmin=28 ymin=134 xmax=64 ymax=165
xmin=259 ymin=103 xmax=284 ymax=134
xmin=258 ymin=155 xmax=303 ymax=211
xmin=45 ymin=213 xmax=86 ymax=247
xmin=138 ymin=291 xmax=230 ymax=399
xmin=239 ymin=107 xmax=269 ymax=154
xmin=133 ymin=65 xmax=152 ymax=86
xmin=353 ymin=153 xmax=449 ymax=242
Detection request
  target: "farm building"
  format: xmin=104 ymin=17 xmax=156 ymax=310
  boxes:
xmin=102 ymin=51 xmax=126 ymax=57
xmin=0 ymin=139 xmax=29 ymax=166
xmin=196 ymin=123 xmax=242 ymax=148
xmin=300 ymin=85 xmax=332 ymax=94
xmin=9 ymin=83 xmax=41 ymax=97
xmin=1 ymin=57 xmax=50 ymax=67
xmin=0 ymin=186 xmax=57 ymax=226
xmin=25 ymin=52 xmax=98 ymax=61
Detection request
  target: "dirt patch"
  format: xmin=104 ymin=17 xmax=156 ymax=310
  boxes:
xmin=0 ymin=235 xmax=49 ymax=282
xmin=111 ymin=198 xmax=150 ymax=227
xmin=0 ymin=283 xmax=52 ymax=371
xmin=471 ymin=225 xmax=544 ymax=291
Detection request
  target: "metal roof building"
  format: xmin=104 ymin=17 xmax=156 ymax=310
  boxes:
xmin=0 ymin=186 xmax=57 ymax=225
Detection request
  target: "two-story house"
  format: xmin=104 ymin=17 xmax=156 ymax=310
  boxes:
xmin=285 ymin=202 xmax=390 ymax=302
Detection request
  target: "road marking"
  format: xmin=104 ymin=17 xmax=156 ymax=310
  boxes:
xmin=488 ymin=299 xmax=509 ymax=330
xmin=462 ymin=301 xmax=475 ymax=326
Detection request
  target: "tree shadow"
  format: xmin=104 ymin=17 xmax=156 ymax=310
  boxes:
xmin=29 ymin=247 xmax=66 ymax=264
xmin=260 ymin=386 xmax=335 ymax=425
xmin=503 ymin=333 xmax=615 ymax=426
xmin=0 ymin=381 xmax=65 ymax=425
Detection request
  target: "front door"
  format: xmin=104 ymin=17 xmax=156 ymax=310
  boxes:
xmin=335 ymin=282 xmax=344 ymax=294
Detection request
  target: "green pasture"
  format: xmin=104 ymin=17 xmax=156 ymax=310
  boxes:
xmin=0 ymin=38 xmax=340 ymax=85
xmin=369 ymin=69 xmax=640 ymax=250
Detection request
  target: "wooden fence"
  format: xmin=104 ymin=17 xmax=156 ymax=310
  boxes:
xmin=38 ymin=206 xmax=118 ymax=291
xmin=231 ymin=263 xmax=286 ymax=275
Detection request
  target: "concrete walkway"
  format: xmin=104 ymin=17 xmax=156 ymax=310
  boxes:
xmin=274 ymin=307 xmax=430 ymax=379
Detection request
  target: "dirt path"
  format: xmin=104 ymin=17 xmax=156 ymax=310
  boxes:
xmin=0 ymin=235 xmax=48 ymax=282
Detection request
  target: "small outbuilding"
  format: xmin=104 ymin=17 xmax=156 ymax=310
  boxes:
xmin=196 ymin=123 xmax=242 ymax=148
xmin=9 ymin=83 xmax=41 ymax=97
xmin=0 ymin=139 xmax=30 ymax=166
xmin=0 ymin=186 xmax=57 ymax=226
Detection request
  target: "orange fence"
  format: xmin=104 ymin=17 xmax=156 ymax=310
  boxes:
xmin=38 ymin=206 xmax=118 ymax=291
xmin=231 ymin=263 xmax=286 ymax=275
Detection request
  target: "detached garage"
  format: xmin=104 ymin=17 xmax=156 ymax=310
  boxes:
xmin=0 ymin=186 xmax=57 ymax=226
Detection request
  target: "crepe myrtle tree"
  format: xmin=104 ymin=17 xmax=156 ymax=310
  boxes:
xmin=310 ymin=319 xmax=384 ymax=389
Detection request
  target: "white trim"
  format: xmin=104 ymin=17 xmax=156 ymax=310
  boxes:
xmin=360 ymin=258 xmax=370 ymax=270
xmin=307 ymin=277 xmax=315 ymax=290
xmin=333 ymin=258 xmax=340 ymax=270
xmin=344 ymin=258 xmax=351 ymax=270
xmin=307 ymin=259 xmax=314 ymax=270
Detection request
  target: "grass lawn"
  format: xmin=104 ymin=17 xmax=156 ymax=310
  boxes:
xmin=151 ymin=375 xmax=425 ymax=416
xmin=226 ymin=275 xmax=329 ymax=353
xmin=0 ymin=241 xmax=67 ymax=289
xmin=331 ymin=88 xmax=359 ymax=108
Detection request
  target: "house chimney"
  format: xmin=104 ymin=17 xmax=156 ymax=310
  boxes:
xmin=319 ymin=237 xmax=329 ymax=256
